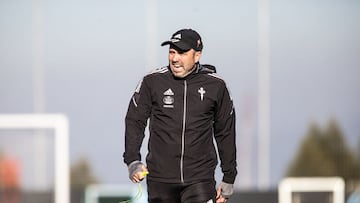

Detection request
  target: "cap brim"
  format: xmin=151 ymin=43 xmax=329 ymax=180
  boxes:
xmin=161 ymin=41 xmax=191 ymax=51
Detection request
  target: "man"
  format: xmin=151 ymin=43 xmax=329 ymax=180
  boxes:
xmin=123 ymin=28 xmax=237 ymax=203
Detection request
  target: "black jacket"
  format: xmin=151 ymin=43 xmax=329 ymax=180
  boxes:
xmin=123 ymin=63 xmax=237 ymax=184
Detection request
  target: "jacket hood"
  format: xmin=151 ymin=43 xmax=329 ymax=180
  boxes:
xmin=168 ymin=63 xmax=217 ymax=80
xmin=198 ymin=64 xmax=217 ymax=74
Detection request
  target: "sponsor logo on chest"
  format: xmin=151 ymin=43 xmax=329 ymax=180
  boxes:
xmin=163 ymin=88 xmax=174 ymax=108
xmin=162 ymin=87 xmax=207 ymax=108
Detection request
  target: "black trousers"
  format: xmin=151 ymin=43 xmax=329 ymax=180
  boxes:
xmin=147 ymin=179 xmax=217 ymax=203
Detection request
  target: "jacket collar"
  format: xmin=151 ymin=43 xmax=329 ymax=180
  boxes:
xmin=169 ymin=63 xmax=217 ymax=80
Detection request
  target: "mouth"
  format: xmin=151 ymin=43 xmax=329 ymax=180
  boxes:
xmin=171 ymin=63 xmax=183 ymax=70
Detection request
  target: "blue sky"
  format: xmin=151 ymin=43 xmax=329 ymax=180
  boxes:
xmin=0 ymin=0 xmax=359 ymax=190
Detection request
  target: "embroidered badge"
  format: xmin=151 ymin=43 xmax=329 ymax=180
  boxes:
xmin=198 ymin=87 xmax=206 ymax=101
xmin=163 ymin=88 xmax=174 ymax=108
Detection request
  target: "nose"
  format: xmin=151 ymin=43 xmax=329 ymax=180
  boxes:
xmin=172 ymin=53 xmax=181 ymax=62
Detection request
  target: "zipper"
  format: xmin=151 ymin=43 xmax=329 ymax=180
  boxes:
xmin=180 ymin=80 xmax=187 ymax=183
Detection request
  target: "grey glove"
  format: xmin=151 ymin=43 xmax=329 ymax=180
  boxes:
xmin=218 ymin=181 xmax=234 ymax=199
xmin=127 ymin=160 xmax=145 ymax=181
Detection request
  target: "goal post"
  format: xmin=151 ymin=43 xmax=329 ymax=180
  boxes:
xmin=279 ymin=177 xmax=345 ymax=203
xmin=0 ymin=114 xmax=70 ymax=203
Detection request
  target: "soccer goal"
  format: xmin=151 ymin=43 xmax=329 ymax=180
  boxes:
xmin=278 ymin=177 xmax=345 ymax=203
xmin=0 ymin=114 xmax=69 ymax=203
xmin=84 ymin=183 xmax=147 ymax=203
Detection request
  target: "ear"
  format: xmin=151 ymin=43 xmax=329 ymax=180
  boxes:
xmin=194 ymin=51 xmax=202 ymax=63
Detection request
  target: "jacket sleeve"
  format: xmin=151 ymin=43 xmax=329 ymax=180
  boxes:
xmin=213 ymin=82 xmax=237 ymax=184
xmin=123 ymin=77 xmax=152 ymax=165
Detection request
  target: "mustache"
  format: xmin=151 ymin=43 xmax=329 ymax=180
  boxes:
xmin=171 ymin=62 xmax=182 ymax=66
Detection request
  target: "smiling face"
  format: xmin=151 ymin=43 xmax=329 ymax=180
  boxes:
xmin=168 ymin=45 xmax=202 ymax=78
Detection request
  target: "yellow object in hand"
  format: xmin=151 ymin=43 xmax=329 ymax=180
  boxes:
xmin=141 ymin=171 xmax=149 ymax=177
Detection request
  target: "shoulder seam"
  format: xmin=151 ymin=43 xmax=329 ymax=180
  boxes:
xmin=208 ymin=73 xmax=224 ymax=81
xmin=146 ymin=66 xmax=168 ymax=76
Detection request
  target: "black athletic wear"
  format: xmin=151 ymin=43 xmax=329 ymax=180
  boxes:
xmin=147 ymin=179 xmax=217 ymax=203
xmin=123 ymin=63 xmax=237 ymax=184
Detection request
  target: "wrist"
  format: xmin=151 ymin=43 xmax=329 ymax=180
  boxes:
xmin=218 ymin=181 xmax=234 ymax=198
xmin=128 ymin=160 xmax=144 ymax=180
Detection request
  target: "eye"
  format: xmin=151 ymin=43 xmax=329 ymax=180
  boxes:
xmin=178 ymin=50 xmax=186 ymax=54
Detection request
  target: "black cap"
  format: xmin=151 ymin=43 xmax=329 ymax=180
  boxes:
xmin=161 ymin=29 xmax=203 ymax=51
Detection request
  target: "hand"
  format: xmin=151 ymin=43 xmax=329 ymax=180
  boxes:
xmin=216 ymin=181 xmax=234 ymax=203
xmin=216 ymin=195 xmax=227 ymax=203
xmin=128 ymin=161 xmax=148 ymax=183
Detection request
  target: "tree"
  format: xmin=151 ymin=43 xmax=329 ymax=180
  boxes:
xmin=286 ymin=118 xmax=360 ymax=182
xmin=70 ymin=157 xmax=98 ymax=188
xmin=322 ymin=119 xmax=360 ymax=179
xmin=70 ymin=157 xmax=98 ymax=203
